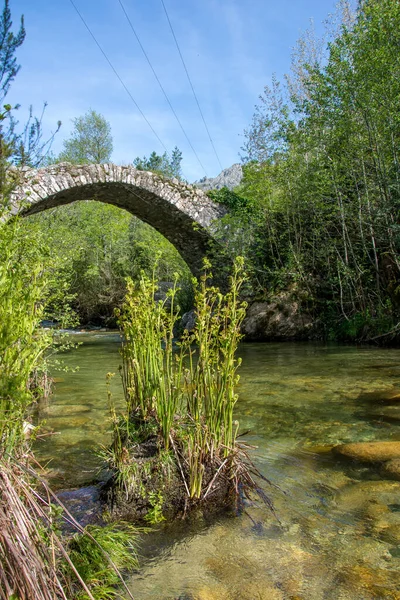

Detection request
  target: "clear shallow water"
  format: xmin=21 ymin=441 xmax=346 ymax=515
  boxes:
xmin=35 ymin=336 xmax=400 ymax=599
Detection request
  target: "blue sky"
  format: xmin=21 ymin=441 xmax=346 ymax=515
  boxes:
xmin=9 ymin=0 xmax=338 ymax=181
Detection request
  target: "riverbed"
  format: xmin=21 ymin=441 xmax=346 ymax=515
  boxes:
xmin=34 ymin=334 xmax=400 ymax=599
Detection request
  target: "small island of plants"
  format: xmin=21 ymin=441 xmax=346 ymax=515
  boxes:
xmin=102 ymin=257 xmax=271 ymax=523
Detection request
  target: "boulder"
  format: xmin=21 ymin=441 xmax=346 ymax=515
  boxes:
xmin=333 ymin=441 xmax=400 ymax=463
xmin=56 ymin=485 xmax=104 ymax=533
xmin=242 ymin=292 xmax=314 ymax=341
xmin=180 ymin=309 xmax=196 ymax=332
xmin=370 ymin=406 xmax=400 ymax=422
xmin=335 ymin=480 xmax=400 ymax=512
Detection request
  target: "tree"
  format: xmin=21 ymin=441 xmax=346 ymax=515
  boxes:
xmin=169 ymin=146 xmax=183 ymax=179
xmin=238 ymin=0 xmax=400 ymax=340
xmin=58 ymin=109 xmax=113 ymax=164
xmin=0 ymin=0 xmax=25 ymax=103
xmin=133 ymin=145 xmax=183 ymax=179
xmin=0 ymin=0 xmax=58 ymax=177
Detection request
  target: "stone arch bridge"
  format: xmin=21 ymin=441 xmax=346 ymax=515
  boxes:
xmin=9 ymin=163 xmax=226 ymax=277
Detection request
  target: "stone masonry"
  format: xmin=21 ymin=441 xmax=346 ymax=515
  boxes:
xmin=9 ymin=163 xmax=226 ymax=277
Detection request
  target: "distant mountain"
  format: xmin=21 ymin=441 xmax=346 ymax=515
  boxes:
xmin=194 ymin=163 xmax=243 ymax=191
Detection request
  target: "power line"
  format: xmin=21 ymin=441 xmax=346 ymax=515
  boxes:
xmin=160 ymin=0 xmax=224 ymax=172
xmin=68 ymin=0 xmax=167 ymax=153
xmin=117 ymin=0 xmax=208 ymax=177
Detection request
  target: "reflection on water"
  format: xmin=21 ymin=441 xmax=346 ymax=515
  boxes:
xmin=35 ymin=337 xmax=400 ymax=599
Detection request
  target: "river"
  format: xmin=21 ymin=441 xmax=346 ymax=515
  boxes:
xmin=34 ymin=334 xmax=400 ymax=599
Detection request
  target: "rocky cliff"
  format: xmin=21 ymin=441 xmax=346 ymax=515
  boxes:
xmin=194 ymin=163 xmax=243 ymax=191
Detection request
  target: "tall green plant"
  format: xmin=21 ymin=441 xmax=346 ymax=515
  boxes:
xmin=183 ymin=258 xmax=246 ymax=496
xmin=117 ymin=274 xmax=185 ymax=450
xmin=117 ymin=257 xmax=247 ymax=499
xmin=0 ymin=212 xmax=52 ymax=455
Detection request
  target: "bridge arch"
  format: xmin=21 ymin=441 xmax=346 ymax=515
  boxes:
xmin=9 ymin=163 xmax=225 ymax=277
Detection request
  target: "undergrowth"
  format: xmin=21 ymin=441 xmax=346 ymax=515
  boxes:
xmin=64 ymin=524 xmax=139 ymax=600
xmin=0 ymin=213 xmax=138 ymax=600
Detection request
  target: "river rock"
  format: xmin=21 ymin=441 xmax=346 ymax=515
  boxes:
xmin=242 ymin=290 xmax=314 ymax=341
xmin=56 ymin=485 xmax=105 ymax=533
xmin=371 ymin=406 xmax=400 ymax=421
xmin=377 ymin=523 xmax=400 ymax=545
xmin=381 ymin=458 xmax=400 ymax=481
xmin=336 ymin=480 xmax=400 ymax=512
xmin=385 ymin=392 xmax=400 ymax=404
xmin=333 ymin=441 xmax=400 ymax=462
xmin=304 ymin=444 xmax=336 ymax=454
xmin=364 ymin=501 xmax=390 ymax=521
xmin=340 ymin=564 xmax=400 ymax=599
xmin=48 ymin=415 xmax=90 ymax=429
xmin=195 ymin=581 xmax=284 ymax=600
xmin=180 ymin=309 xmax=196 ymax=332
xmin=194 ymin=584 xmax=231 ymax=600
xmin=203 ymin=554 xmax=285 ymax=600
xmin=46 ymin=404 xmax=92 ymax=416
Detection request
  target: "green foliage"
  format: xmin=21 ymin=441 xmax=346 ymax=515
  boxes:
xmin=238 ymin=0 xmax=400 ymax=340
xmin=144 ymin=491 xmax=166 ymax=524
xmin=116 ymin=257 xmax=247 ymax=499
xmin=0 ymin=213 xmax=53 ymax=455
xmin=58 ymin=109 xmax=113 ymax=164
xmin=23 ymin=201 xmax=192 ymax=325
xmin=0 ymin=208 xmax=78 ymax=455
xmin=0 ymin=0 xmax=25 ymax=102
xmin=65 ymin=524 xmax=139 ymax=599
xmin=334 ymin=304 xmax=395 ymax=342
xmin=206 ymin=186 xmax=251 ymax=213
xmin=133 ymin=146 xmax=183 ymax=179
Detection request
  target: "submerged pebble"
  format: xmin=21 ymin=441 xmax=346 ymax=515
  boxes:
xmin=381 ymin=458 xmax=400 ymax=481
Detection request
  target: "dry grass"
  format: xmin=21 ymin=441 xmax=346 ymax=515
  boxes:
xmin=0 ymin=459 xmax=70 ymax=600
xmin=0 ymin=457 xmax=137 ymax=600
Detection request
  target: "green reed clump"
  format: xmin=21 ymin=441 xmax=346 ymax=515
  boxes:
xmin=116 ymin=257 xmax=247 ymax=501
xmin=117 ymin=276 xmax=185 ymax=450
xmin=187 ymin=257 xmax=245 ymax=450
xmin=182 ymin=257 xmax=246 ymax=497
